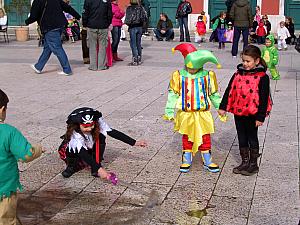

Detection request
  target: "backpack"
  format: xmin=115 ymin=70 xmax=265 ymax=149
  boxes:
xmin=176 ymin=2 xmax=192 ymax=18
xmin=295 ymin=35 xmax=300 ymax=53
xmin=125 ymin=6 xmax=147 ymax=26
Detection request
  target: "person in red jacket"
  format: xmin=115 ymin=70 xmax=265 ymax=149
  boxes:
xmin=195 ymin=15 xmax=206 ymax=46
xmin=255 ymin=19 xmax=267 ymax=44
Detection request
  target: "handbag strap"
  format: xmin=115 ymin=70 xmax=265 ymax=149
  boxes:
xmin=39 ymin=0 xmax=48 ymax=25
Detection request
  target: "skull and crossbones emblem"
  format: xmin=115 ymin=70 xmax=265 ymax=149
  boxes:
xmin=82 ymin=114 xmax=94 ymax=124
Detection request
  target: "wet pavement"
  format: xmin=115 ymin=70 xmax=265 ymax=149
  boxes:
xmin=0 ymin=37 xmax=299 ymax=225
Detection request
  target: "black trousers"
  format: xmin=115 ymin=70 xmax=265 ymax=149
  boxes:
xmin=111 ymin=26 xmax=121 ymax=53
xmin=81 ymin=29 xmax=89 ymax=60
xmin=234 ymin=115 xmax=259 ymax=149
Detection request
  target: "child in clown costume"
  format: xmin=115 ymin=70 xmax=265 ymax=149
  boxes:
xmin=261 ymin=34 xmax=280 ymax=80
xmin=163 ymin=43 xmax=223 ymax=173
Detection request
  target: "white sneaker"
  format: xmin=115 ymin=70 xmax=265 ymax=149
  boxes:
xmin=30 ymin=64 xmax=41 ymax=74
xmin=58 ymin=71 xmax=72 ymax=76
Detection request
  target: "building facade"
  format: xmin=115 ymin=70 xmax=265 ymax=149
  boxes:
xmin=2 ymin=0 xmax=300 ymax=29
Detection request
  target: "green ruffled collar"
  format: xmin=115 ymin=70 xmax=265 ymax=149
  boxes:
xmin=180 ymin=69 xmax=208 ymax=78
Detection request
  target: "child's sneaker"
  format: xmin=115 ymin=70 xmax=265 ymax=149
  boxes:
xmin=30 ymin=64 xmax=41 ymax=74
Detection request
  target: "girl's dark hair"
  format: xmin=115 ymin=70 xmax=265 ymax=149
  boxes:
xmin=0 ymin=89 xmax=9 ymax=109
xmin=286 ymin=16 xmax=293 ymax=24
xmin=130 ymin=0 xmax=139 ymax=5
xmin=241 ymin=45 xmax=267 ymax=69
xmin=219 ymin=11 xmax=226 ymax=17
xmin=65 ymin=122 xmax=100 ymax=142
xmin=160 ymin=13 xmax=168 ymax=20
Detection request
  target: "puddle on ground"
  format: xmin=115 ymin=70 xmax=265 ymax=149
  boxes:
xmin=97 ymin=190 xmax=161 ymax=225
xmin=186 ymin=208 xmax=207 ymax=219
xmin=17 ymin=190 xmax=76 ymax=225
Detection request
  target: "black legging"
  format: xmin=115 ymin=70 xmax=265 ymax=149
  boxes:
xmin=234 ymin=115 xmax=259 ymax=149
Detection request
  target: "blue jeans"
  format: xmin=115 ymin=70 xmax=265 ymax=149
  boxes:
xmin=111 ymin=26 xmax=121 ymax=53
xmin=153 ymin=28 xmax=174 ymax=40
xmin=178 ymin=16 xmax=190 ymax=42
xmin=129 ymin=27 xmax=142 ymax=58
xmin=231 ymin=26 xmax=249 ymax=56
xmin=35 ymin=28 xmax=72 ymax=74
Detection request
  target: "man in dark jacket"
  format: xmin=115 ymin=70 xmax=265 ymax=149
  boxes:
xmin=230 ymin=0 xmax=252 ymax=57
xmin=153 ymin=13 xmax=174 ymax=41
xmin=26 ymin=0 xmax=80 ymax=75
xmin=176 ymin=0 xmax=192 ymax=42
xmin=82 ymin=0 xmax=112 ymax=71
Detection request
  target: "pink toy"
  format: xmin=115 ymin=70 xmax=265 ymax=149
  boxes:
xmin=109 ymin=172 xmax=118 ymax=185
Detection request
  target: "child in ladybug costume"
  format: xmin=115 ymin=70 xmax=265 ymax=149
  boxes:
xmin=218 ymin=45 xmax=272 ymax=176
xmin=163 ymin=43 xmax=223 ymax=173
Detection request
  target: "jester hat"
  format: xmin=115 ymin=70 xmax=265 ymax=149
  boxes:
xmin=172 ymin=43 xmax=221 ymax=69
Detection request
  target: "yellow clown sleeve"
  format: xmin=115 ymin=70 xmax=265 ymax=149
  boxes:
xmin=169 ymin=70 xmax=181 ymax=94
xmin=208 ymin=71 xmax=219 ymax=95
xmin=208 ymin=71 xmax=222 ymax=109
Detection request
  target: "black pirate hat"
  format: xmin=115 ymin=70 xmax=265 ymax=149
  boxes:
xmin=66 ymin=107 xmax=102 ymax=124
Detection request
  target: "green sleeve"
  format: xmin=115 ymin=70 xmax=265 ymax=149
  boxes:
xmin=212 ymin=19 xmax=219 ymax=31
xmin=9 ymin=128 xmax=33 ymax=161
xmin=209 ymin=92 xmax=222 ymax=110
xmin=164 ymin=89 xmax=179 ymax=119
xmin=272 ymin=48 xmax=279 ymax=66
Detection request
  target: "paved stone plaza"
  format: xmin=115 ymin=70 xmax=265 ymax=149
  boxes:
xmin=0 ymin=37 xmax=299 ymax=225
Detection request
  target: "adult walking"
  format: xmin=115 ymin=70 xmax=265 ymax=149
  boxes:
xmin=82 ymin=0 xmax=112 ymax=71
xmin=111 ymin=0 xmax=125 ymax=61
xmin=25 ymin=0 xmax=80 ymax=76
xmin=176 ymin=0 xmax=192 ymax=42
xmin=230 ymin=0 xmax=252 ymax=57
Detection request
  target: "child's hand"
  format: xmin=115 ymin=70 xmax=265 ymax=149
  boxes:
xmin=255 ymin=121 xmax=263 ymax=127
xmin=135 ymin=140 xmax=147 ymax=147
xmin=98 ymin=167 xmax=110 ymax=180
xmin=162 ymin=114 xmax=174 ymax=121
xmin=218 ymin=109 xmax=226 ymax=116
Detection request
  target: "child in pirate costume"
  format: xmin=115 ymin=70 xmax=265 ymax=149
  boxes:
xmin=0 ymin=89 xmax=43 ymax=225
xmin=59 ymin=107 xmax=147 ymax=179
xmin=163 ymin=43 xmax=223 ymax=173
xmin=262 ymin=34 xmax=280 ymax=80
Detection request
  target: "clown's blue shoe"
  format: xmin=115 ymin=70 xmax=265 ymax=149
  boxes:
xmin=180 ymin=150 xmax=192 ymax=173
xmin=201 ymin=150 xmax=220 ymax=173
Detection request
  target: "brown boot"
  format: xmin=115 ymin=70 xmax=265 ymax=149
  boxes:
xmin=113 ymin=53 xmax=123 ymax=61
xmin=241 ymin=148 xmax=260 ymax=176
xmin=233 ymin=147 xmax=249 ymax=174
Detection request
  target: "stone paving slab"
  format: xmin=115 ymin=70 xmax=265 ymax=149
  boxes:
xmin=1 ymin=39 xmax=299 ymax=225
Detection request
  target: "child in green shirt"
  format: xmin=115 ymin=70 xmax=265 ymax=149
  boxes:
xmin=0 ymin=89 xmax=43 ymax=225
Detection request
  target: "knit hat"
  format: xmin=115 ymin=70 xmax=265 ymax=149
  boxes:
xmin=172 ymin=43 xmax=221 ymax=69
xmin=67 ymin=107 xmax=102 ymax=125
